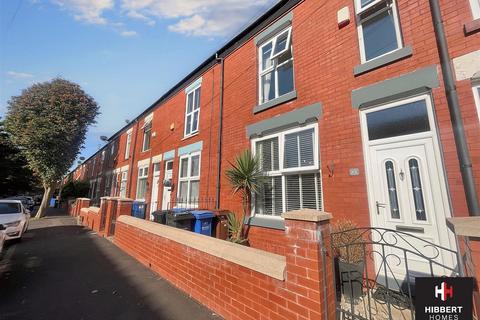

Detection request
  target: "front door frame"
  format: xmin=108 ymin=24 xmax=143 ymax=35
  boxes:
xmin=359 ymin=93 xmax=456 ymax=255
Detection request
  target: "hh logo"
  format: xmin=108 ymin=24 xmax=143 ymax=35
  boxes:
xmin=434 ymin=281 xmax=454 ymax=301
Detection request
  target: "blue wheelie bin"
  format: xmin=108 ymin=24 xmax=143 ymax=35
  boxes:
xmin=132 ymin=201 xmax=146 ymax=219
xmin=191 ymin=210 xmax=215 ymax=236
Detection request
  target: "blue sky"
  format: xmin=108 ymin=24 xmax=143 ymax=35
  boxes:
xmin=0 ymin=0 xmax=275 ymax=166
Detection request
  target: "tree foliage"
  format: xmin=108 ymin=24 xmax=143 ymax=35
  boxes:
xmin=61 ymin=180 xmax=90 ymax=199
xmin=0 ymin=120 xmax=40 ymax=197
xmin=4 ymin=78 xmax=99 ymax=217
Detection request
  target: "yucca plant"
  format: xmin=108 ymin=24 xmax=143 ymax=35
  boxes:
xmin=225 ymin=149 xmax=265 ymax=243
xmin=227 ymin=213 xmax=248 ymax=244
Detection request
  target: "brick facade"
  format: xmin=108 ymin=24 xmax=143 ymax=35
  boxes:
xmin=69 ymin=0 xmax=480 ymax=254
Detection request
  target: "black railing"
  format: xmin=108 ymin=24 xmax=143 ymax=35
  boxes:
xmin=168 ymin=197 xmax=216 ymax=210
xmin=331 ymin=227 xmax=462 ymax=320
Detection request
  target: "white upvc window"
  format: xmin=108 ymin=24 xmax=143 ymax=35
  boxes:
xmin=177 ymin=152 xmax=201 ymax=206
xmin=355 ymin=0 xmax=403 ymax=63
xmin=184 ymin=85 xmax=201 ymax=137
xmin=142 ymin=122 xmax=152 ymax=152
xmin=111 ymin=172 xmax=119 ymax=197
xmin=136 ymin=166 xmax=149 ymax=200
xmin=125 ymin=132 xmax=132 ymax=160
xmin=473 ymin=85 xmax=480 ymax=122
xmin=258 ymin=26 xmax=294 ymax=105
xmin=470 ymin=0 xmax=480 ymax=19
xmin=251 ymin=123 xmax=323 ymax=217
xmin=119 ymin=171 xmax=128 ymax=198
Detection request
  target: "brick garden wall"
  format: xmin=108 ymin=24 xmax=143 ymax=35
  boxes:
xmin=115 ymin=211 xmax=335 ymax=320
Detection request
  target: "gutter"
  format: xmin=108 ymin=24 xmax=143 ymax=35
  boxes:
xmin=215 ymin=53 xmax=225 ymax=209
xmin=429 ymin=0 xmax=480 ymax=216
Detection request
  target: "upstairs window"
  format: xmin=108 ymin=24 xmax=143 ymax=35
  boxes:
xmin=473 ymin=85 xmax=480 ymax=122
xmin=142 ymin=122 xmax=152 ymax=152
xmin=471 ymin=0 xmax=480 ymax=19
xmin=184 ymin=85 xmax=201 ymax=137
xmin=125 ymin=132 xmax=132 ymax=160
xmin=355 ymin=0 xmax=403 ymax=62
xmin=258 ymin=27 xmax=294 ymax=104
xmin=252 ymin=123 xmax=323 ymax=216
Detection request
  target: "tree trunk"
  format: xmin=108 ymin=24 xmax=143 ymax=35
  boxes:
xmin=36 ymin=184 xmax=54 ymax=219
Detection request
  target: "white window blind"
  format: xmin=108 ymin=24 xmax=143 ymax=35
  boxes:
xmin=252 ymin=124 xmax=322 ymax=216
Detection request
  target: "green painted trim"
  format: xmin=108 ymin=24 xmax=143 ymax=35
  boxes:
xmin=245 ymin=216 xmax=285 ymax=230
xmin=178 ymin=141 xmax=203 ymax=156
xmin=354 ymin=46 xmax=413 ymax=76
xmin=247 ymin=102 xmax=322 ymax=138
xmin=254 ymin=12 xmax=293 ymax=46
xmin=163 ymin=149 xmax=175 ymax=160
xmin=351 ymin=65 xmax=439 ymax=109
xmin=253 ymin=90 xmax=297 ymax=114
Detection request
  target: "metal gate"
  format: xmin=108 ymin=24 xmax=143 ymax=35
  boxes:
xmin=331 ymin=227 xmax=463 ymax=320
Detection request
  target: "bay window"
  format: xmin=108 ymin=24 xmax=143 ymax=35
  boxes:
xmin=252 ymin=124 xmax=323 ymax=216
xmin=136 ymin=166 xmax=149 ymax=200
xmin=355 ymin=0 xmax=403 ymax=62
xmin=178 ymin=152 xmax=200 ymax=206
xmin=119 ymin=170 xmax=128 ymax=198
xmin=258 ymin=27 xmax=294 ymax=104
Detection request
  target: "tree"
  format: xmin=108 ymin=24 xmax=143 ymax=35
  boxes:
xmin=0 ymin=120 xmax=40 ymax=197
xmin=225 ymin=149 xmax=265 ymax=242
xmin=4 ymin=78 xmax=99 ymax=218
xmin=61 ymin=180 xmax=90 ymax=199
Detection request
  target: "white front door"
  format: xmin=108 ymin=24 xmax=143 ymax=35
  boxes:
xmin=161 ymin=160 xmax=174 ymax=210
xmin=149 ymin=163 xmax=161 ymax=219
xmin=361 ymin=94 xmax=456 ymax=281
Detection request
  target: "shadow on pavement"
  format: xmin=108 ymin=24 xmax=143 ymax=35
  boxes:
xmin=0 ymin=218 xmax=220 ymax=320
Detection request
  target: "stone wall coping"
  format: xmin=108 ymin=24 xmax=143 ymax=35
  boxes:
xmin=88 ymin=207 xmax=100 ymax=214
xmin=446 ymin=217 xmax=480 ymax=238
xmin=282 ymin=209 xmax=332 ymax=222
xmin=80 ymin=208 xmax=89 ymax=214
xmin=77 ymin=198 xmax=91 ymax=201
xmin=116 ymin=198 xmax=134 ymax=203
xmin=118 ymin=215 xmax=286 ymax=280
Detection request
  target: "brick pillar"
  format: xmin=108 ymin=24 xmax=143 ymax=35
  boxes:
xmin=116 ymin=198 xmax=133 ymax=217
xmin=283 ymin=209 xmax=336 ymax=320
xmin=103 ymin=197 xmax=119 ymax=237
xmin=76 ymin=198 xmax=90 ymax=224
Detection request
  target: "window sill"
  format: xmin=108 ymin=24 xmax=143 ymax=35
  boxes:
xmin=244 ymin=215 xmax=285 ymax=230
xmin=354 ymin=46 xmax=413 ymax=76
xmin=253 ymin=90 xmax=297 ymax=114
xmin=464 ymin=18 xmax=480 ymax=36
xmin=182 ymin=132 xmax=199 ymax=141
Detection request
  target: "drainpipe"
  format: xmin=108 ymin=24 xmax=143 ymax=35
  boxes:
xmin=215 ymin=53 xmax=225 ymax=209
xmin=429 ymin=0 xmax=480 ymax=216
xmin=127 ymin=120 xmax=139 ymax=199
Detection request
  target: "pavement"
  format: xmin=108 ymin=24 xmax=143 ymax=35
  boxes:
xmin=0 ymin=208 xmax=221 ymax=320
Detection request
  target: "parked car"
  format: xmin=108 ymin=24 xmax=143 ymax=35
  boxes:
xmin=0 ymin=200 xmax=30 ymax=241
xmin=4 ymin=196 xmax=34 ymax=211
xmin=0 ymin=224 xmax=6 ymax=253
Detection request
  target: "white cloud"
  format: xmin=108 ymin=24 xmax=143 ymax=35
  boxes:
xmin=44 ymin=0 xmax=276 ymax=37
xmin=6 ymin=71 xmax=35 ymax=79
xmin=122 ymin=0 xmax=276 ymax=36
xmin=120 ymin=30 xmax=137 ymax=37
xmin=52 ymin=0 xmax=114 ymax=25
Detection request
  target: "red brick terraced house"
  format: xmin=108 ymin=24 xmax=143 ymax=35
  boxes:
xmin=69 ymin=0 xmax=480 ymax=282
